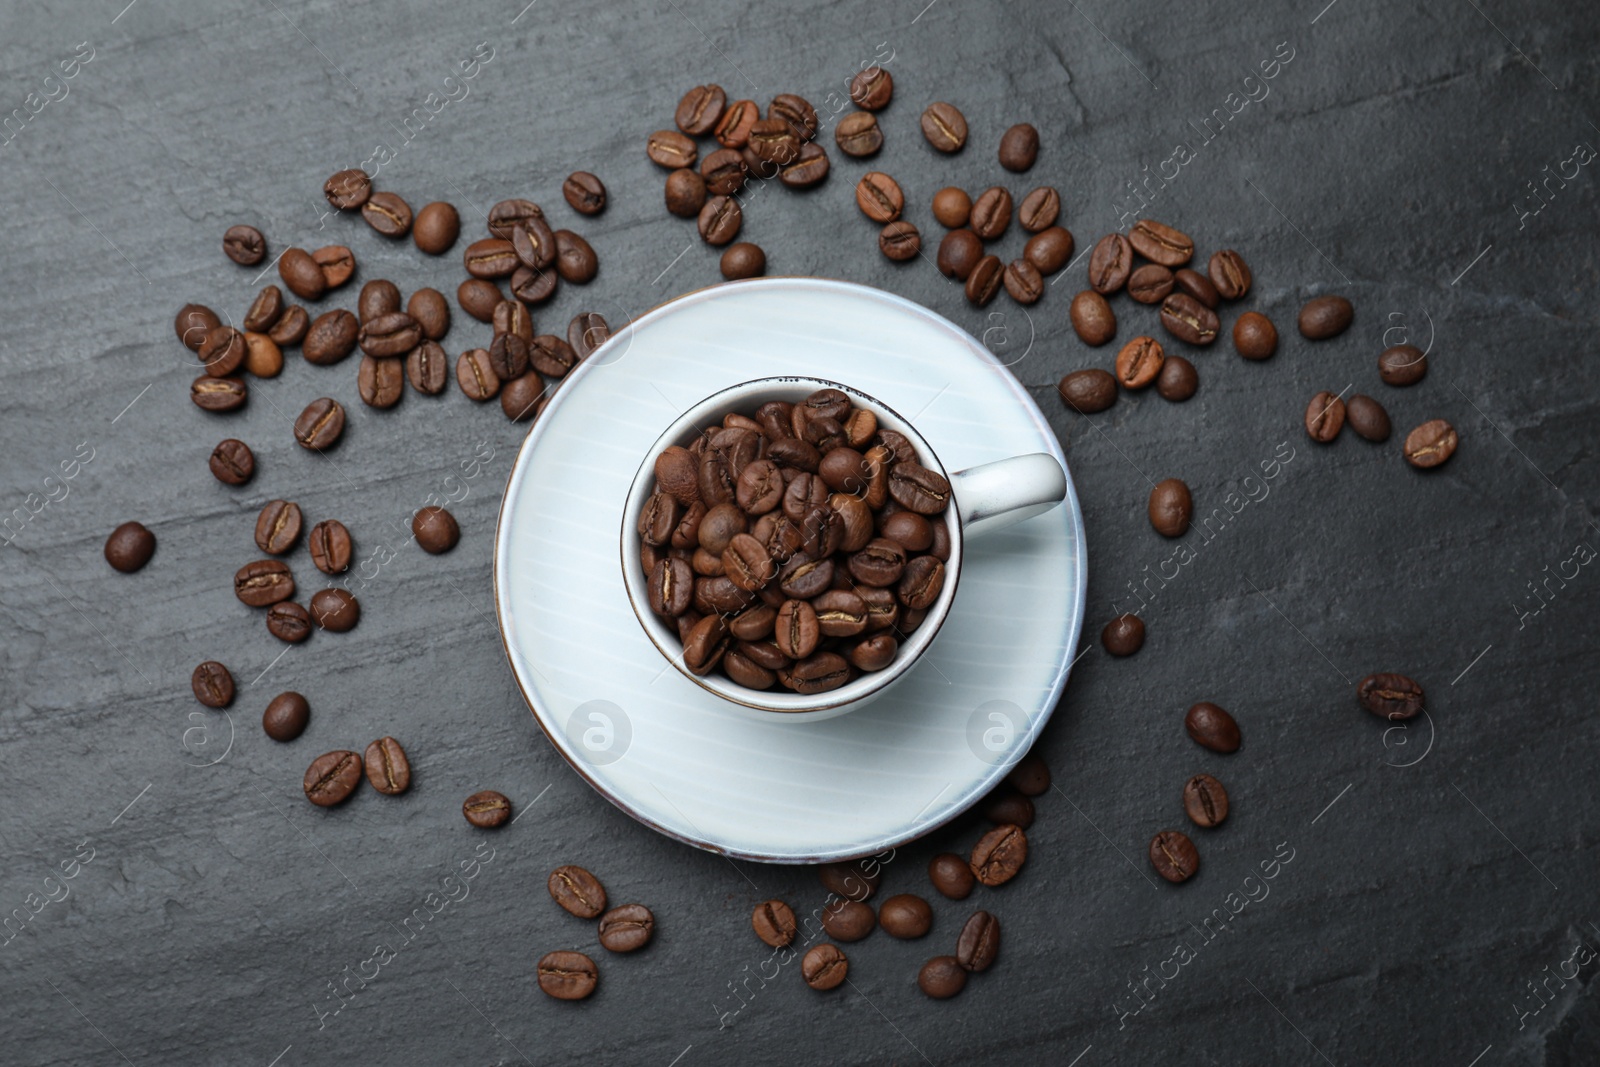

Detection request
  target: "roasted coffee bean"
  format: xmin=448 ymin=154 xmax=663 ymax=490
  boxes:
xmin=303 ymin=309 xmax=359 ymax=365
xmin=294 ymin=398 xmax=345 ymax=450
xmin=1115 ymin=336 xmax=1165 ymax=390
xmin=457 ymin=278 xmax=504 ymax=322
xmin=563 ymin=171 xmax=606 ymax=216
xmin=723 ymin=533 xmax=776 ymax=591
xmin=834 ymin=111 xmax=882 ymax=158
xmin=931 ymin=186 xmax=971 ymax=227
xmin=1128 ymin=263 xmax=1174 ymax=304
xmin=879 ymin=220 xmax=920 ymax=261
xmin=740 ymin=143 xmax=780 ymax=181
xmin=664 ymin=167 xmax=708 ymax=218
xmin=770 ymin=93 xmax=818 ymax=141
xmin=782 ymin=650 xmax=850 ymax=694
xmin=697 ymin=502 xmax=745 ymax=552
xmin=676 ymin=84 xmax=726 ymax=135
xmin=362 ymin=191 xmax=412 ymax=237
xmin=721 ymin=241 xmax=766 ymax=279
xmin=548 ymin=864 xmax=607 ymax=919
xmin=1147 ymin=477 xmax=1191 ymax=537
xmin=308 ymin=520 xmax=352 ymax=575
xmin=404 ymin=341 xmax=449 ymax=395
xmin=1184 ymin=774 xmax=1229 ymax=828
xmin=501 ymin=377 xmax=546 ymax=424
xmin=263 ymin=692 xmax=309 ymax=742
xmin=929 ymin=853 xmax=975 ymax=899
xmin=855 ymin=172 xmax=904 ymax=223
xmin=769 ymin=437 xmax=821 ymax=474
xmin=537 ymin=951 xmax=597 ymax=1001
xmin=1299 ymin=295 xmax=1354 ymax=339
xmin=1157 ymin=355 xmax=1198 ymax=402
xmin=406 ymin=287 xmax=450 ymax=341
xmin=1129 ymin=219 xmax=1193 ymax=267
xmin=1004 ymin=259 xmax=1043 ymax=304
xmin=1404 ymin=419 xmax=1458 ymax=468
xmin=1357 ymin=672 xmax=1425 ymax=720
xmin=746 ymin=118 xmax=798 ymax=166
xmin=1057 ymin=368 xmax=1118 ymax=414
xmin=982 ymin=788 xmax=1034 ymax=829
xmin=1378 ymin=344 xmax=1427 ymax=386
xmin=647 ymin=128 xmax=697 ymax=168
xmin=714 ymin=99 xmax=759 ymax=148
xmin=1007 ymin=752 xmax=1051 ymax=796
xmin=655 ymin=447 xmax=701 ymax=507
xmin=956 ymin=911 xmax=1000 ymax=972
xmin=243 ymin=332 xmax=283 ymax=378
xmin=234 ymin=559 xmax=294 ymax=607
xmin=175 ymin=303 xmax=221 ymax=352
xmin=1186 ymin=702 xmax=1241 ymax=753
xmin=821 ymin=899 xmax=876 ymax=942
xmin=199 ymin=326 xmax=246 ymax=377
xmin=456 ymin=349 xmax=500 ymax=401
xmin=357 ymin=355 xmax=404 ymax=409
xmin=268 ymin=305 xmax=309 ymax=347
xmin=919 ymin=956 xmax=967 ymax=999
xmin=1207 ymin=249 xmax=1251 ymax=299
xmin=1305 ymin=390 xmax=1346 ymax=442
xmin=267 ymin=601 xmax=312 ymax=643
xmin=937 ymin=229 xmax=983 ymax=280
xmin=487 ymin=332 xmax=530 ymax=381
xmin=998 ymin=122 xmax=1039 ymax=171
xmin=554 ymin=230 xmax=598 ymax=284
xmin=833 ymin=495 xmax=876 ymax=552
xmin=847 ymin=537 xmax=906 ymax=588
xmin=1062 ymin=292 xmax=1115 ymax=350
xmin=1173 ymin=268 xmax=1220 ymax=309
xmin=812 ymin=590 xmax=868 ymax=638
xmin=511 ymin=216 xmax=558 ymax=270
xmin=846 ymin=633 xmax=897 ymax=671
xmin=1233 ymin=311 xmax=1277 ymax=360
xmin=752 ymin=899 xmax=798 ymax=947
xmin=970 ymin=823 xmax=1027 ymax=886
xmin=491 ymin=300 xmax=533 ymax=344
xmin=920 ymin=101 xmax=968 ymax=152
xmin=702 ymin=146 xmax=750 ymax=195
xmin=209 ymin=439 xmax=255 ymax=485
xmin=303 ymin=750 xmax=361 ymax=806
xmin=487 ymin=199 xmax=544 ymax=240
xmin=898 ymin=556 xmax=945 ymax=610
xmin=888 ymin=463 xmax=951 ymax=515
xmin=1101 ymin=612 xmax=1145 ymax=655
xmin=965 ymin=254 xmax=1003 ymax=306
xmin=698 ymin=195 xmax=742 ymax=245
xmin=312 ymin=245 xmax=354 ymax=289
xmin=191 ymin=661 xmax=235 ymax=708
xmin=1160 ymin=293 xmax=1220 ymax=346
xmin=802 ymin=944 xmax=848 ymax=991
xmin=1345 ymin=395 xmax=1391 ymax=441
xmin=970 ymin=186 xmax=1012 ymax=240
xmin=598 ymin=904 xmax=654 ymax=953
xmin=410 ymin=200 xmax=460 ymax=255
xmin=310 ymin=587 xmax=359 ymax=632
xmin=861 ymin=894 xmax=926 ymax=941
xmin=360 ymin=736 xmax=408 ymax=794
xmin=850 ymin=65 xmax=893 ymax=109
xmin=255 ymin=499 xmax=303 ymax=555
xmin=1017 ymin=186 xmax=1060 ymax=232
xmin=779 ymin=552 xmax=834 ymax=599
xmin=244 ymin=285 xmax=284 ymax=332
xmin=774 ymin=599 xmax=820 ymax=659
xmin=531 ymin=334 xmax=579 ymax=378
xmin=464 ymin=237 xmax=519 ymax=279
xmin=462 ymin=790 xmax=511 ymax=828
xmin=224 ymin=224 xmax=266 ymax=265
xmin=1014 ymin=229 xmax=1071 ymax=280
xmin=735 ymin=460 xmax=784 ymax=515
xmin=510 ymin=266 xmax=555 ymax=306
xmin=728 ymin=603 xmax=777 ymax=642
xmin=649 ymin=557 xmax=694 ymax=617
xmin=1089 ymin=233 xmax=1133 ymax=294
xmin=324 ymin=169 xmax=371 ymax=210
xmin=566 ymin=312 xmax=608 ymax=361
xmin=819 ymin=858 xmax=882 ymax=902
xmin=413 ymin=505 xmax=459 ymax=553
xmin=879 ymin=511 xmax=931 ymax=553
xmin=1149 ymin=830 xmax=1199 ymax=883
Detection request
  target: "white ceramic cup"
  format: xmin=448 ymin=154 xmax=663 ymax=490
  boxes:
xmin=621 ymin=376 xmax=1067 ymax=721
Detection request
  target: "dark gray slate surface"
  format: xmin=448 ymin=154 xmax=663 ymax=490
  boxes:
xmin=1 ymin=0 xmax=1596 ymax=1064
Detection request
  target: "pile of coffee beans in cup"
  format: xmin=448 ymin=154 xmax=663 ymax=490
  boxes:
xmin=638 ymin=387 xmax=953 ymax=695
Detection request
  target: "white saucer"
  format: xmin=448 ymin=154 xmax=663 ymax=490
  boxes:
xmin=493 ymin=278 xmax=1086 ymax=863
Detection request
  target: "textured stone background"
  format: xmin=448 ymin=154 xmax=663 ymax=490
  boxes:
xmin=0 ymin=0 xmax=1596 ymax=1064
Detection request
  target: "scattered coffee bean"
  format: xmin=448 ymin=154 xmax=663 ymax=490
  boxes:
xmin=1018 ymin=186 xmax=1060 ymax=232
xmin=1173 ymin=268 xmax=1219 ymax=309
xmin=703 ymin=145 xmax=750 ymax=192
xmin=243 ymin=332 xmax=283 ymax=377
xmin=1069 ymin=290 xmax=1115 ymax=346
xmin=1058 ymin=368 xmax=1117 ymax=414
xmin=555 ymin=230 xmax=598 ymax=283
xmin=1149 ymin=830 xmax=1199 ymax=883
xmin=1345 ymin=395 xmax=1391 ymax=441
xmin=1357 ymin=672 xmax=1425 ymax=719
xmin=413 ymin=505 xmax=459 ymax=553
xmin=568 ymin=313 xmax=610 ymax=360
xmin=1129 ymin=219 xmax=1194 ymax=267
xmin=1185 ymin=702 xmax=1241 ymax=753
xmin=1184 ymin=773 xmax=1229 ymax=828
xmin=1003 ymin=259 xmax=1042 ymax=304
xmin=821 ymin=898 xmax=876 ymax=942
xmin=411 ymin=201 xmax=460 ymax=255
xmin=406 ymin=287 xmax=450 ymax=341
xmin=262 ymin=692 xmax=309 ymax=742
xmin=664 ymin=167 xmax=707 ymax=218
xmin=457 ymin=279 xmax=504 ymax=323
xmin=363 ymin=736 xmax=410 ymax=794
xmin=244 ymin=285 xmax=283 ymax=332
xmin=548 ymin=864 xmax=607 ymax=919
xmin=191 ymin=375 xmax=248 ymax=412
xmin=362 ymin=191 xmax=413 ymax=238
xmin=856 ymin=172 xmax=904 ymax=223
xmin=234 ymin=559 xmax=294 ymax=607
xmin=878 ymin=894 xmax=932 ymax=939
xmin=970 ymin=823 xmax=1028 ymax=886
xmin=199 ymin=326 xmax=246 ymax=377
xmin=698 ymin=195 xmax=742 ymax=245
xmin=647 ymin=128 xmax=697 ymax=168
xmin=929 ymin=852 xmax=975 ymax=900
xmin=982 ymin=788 xmax=1035 ymax=829
xmin=457 ymin=349 xmax=501 ymax=401
xmin=1147 ymin=477 xmax=1192 ymax=537
xmin=1128 ymin=263 xmax=1175 ymax=304
xmin=1157 ymin=355 xmax=1198 ymax=401
xmin=965 ymin=254 xmax=1003 ymax=306
xmin=752 ymin=899 xmax=798 ymax=947
xmin=532 ymin=334 xmax=579 ymax=378
xmin=104 ymin=521 xmax=155 ymax=573
xmin=931 ymin=187 xmax=971 ymax=227
xmin=255 ymin=499 xmax=303 ymax=555
xmin=1116 ymin=336 xmax=1165 ymax=390
xmin=312 ymin=245 xmax=354 ymax=289
xmin=713 ymin=99 xmax=759 ymax=149
xmin=563 ymin=171 xmax=607 ymax=215
xmin=598 ymin=904 xmax=655 ymax=953
xmin=293 ymin=398 xmax=345 ymax=450
xmin=464 ymin=237 xmax=518 ymax=279
xmin=191 ymin=661 xmax=235 ymax=708
xmin=1405 ymin=418 xmax=1458 ymax=468
xmin=969 ymin=186 xmax=1012 ymax=241
xmin=1208 ymin=249 xmax=1251 ymax=299
xmin=487 ymin=199 xmax=544 ymax=240
xmin=462 ymin=790 xmax=511 ymax=828
xmin=1233 ymin=311 xmax=1278 ymax=360
xmin=720 ymin=241 xmax=766 ymax=279
xmin=310 ymin=588 xmax=360 ymax=632
xmin=175 ymin=303 xmax=221 ymax=352
xmin=819 ymin=859 xmax=881 ymax=902
xmin=802 ymin=944 xmax=849 ymax=991
xmin=769 ymin=94 xmax=818 ymax=141
xmin=834 ymin=111 xmax=882 ymax=158
xmin=267 ymin=601 xmax=312 ymax=643
xmin=956 ymin=910 xmax=1000 ymax=972
xmin=209 ymin=439 xmax=255 ymax=485
xmin=510 ymin=264 xmax=557 ymax=304
xmin=1160 ymin=292 xmax=1220 ymax=346
xmin=303 ymin=750 xmax=361 ymax=806
xmin=850 ymin=67 xmax=893 ymax=110
xmin=268 ymin=305 xmax=310 ymax=347
xmin=919 ymin=956 xmax=967 ymax=998
xmin=676 ymin=84 xmax=726 ymax=135
xmin=303 ymin=310 xmax=358 ymax=365
xmin=1089 ymin=233 xmax=1133 ymax=294
xmin=306 ymin=520 xmax=352 ymax=576
xmin=324 ymin=169 xmax=371 ymax=210
xmin=1305 ymin=390 xmax=1346 ymax=442
xmin=1101 ymin=613 xmax=1145 ymax=655
xmin=1378 ymin=344 xmax=1427 ymax=386
xmin=501 ymin=373 xmax=546 ymax=422
xmin=998 ymin=123 xmax=1039 ymax=171
xmin=920 ymin=101 xmax=968 ymax=152
xmin=1007 ymin=752 xmax=1051 ymax=796
xmin=277 ymin=249 xmax=324 ymax=302
xmin=537 ymin=951 xmax=598 ymax=1001
xmin=223 ymin=224 xmax=265 ymax=266
xmin=937 ymin=229 xmax=983 ymax=280
xmin=1299 ymin=295 xmax=1353 ymax=339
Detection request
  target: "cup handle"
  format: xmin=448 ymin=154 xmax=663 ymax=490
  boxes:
xmin=949 ymin=453 xmax=1068 ymax=539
